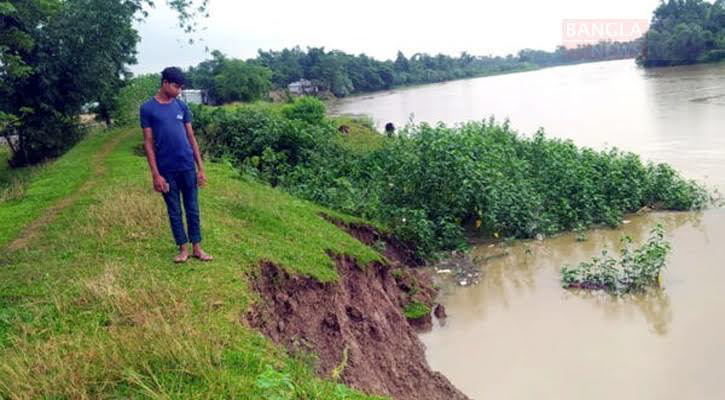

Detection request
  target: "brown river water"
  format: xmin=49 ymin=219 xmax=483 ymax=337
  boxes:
xmin=331 ymin=59 xmax=725 ymax=399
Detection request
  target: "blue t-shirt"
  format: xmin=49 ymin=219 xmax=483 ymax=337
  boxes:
xmin=139 ymin=97 xmax=195 ymax=174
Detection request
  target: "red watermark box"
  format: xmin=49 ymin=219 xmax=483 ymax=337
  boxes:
xmin=562 ymin=19 xmax=650 ymax=48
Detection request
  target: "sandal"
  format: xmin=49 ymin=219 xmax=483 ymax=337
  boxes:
xmin=193 ymin=252 xmax=214 ymax=261
xmin=174 ymin=253 xmax=190 ymax=263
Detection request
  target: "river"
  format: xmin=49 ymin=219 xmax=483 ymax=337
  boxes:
xmin=330 ymin=59 xmax=725 ymax=399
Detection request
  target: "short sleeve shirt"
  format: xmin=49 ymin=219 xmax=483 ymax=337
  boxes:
xmin=139 ymin=97 xmax=195 ymax=174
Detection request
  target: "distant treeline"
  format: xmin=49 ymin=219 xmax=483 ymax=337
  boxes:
xmin=638 ymin=0 xmax=725 ymax=67
xmin=186 ymin=41 xmax=640 ymax=102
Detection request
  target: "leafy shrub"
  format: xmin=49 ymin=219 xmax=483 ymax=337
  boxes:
xmin=191 ymin=102 xmax=336 ymax=185
xmin=112 ymin=74 xmax=160 ymax=126
xmin=193 ymin=102 xmax=709 ymax=258
xmin=282 ymin=97 xmax=326 ymax=125
xmin=10 ymin=114 xmax=85 ymax=166
xmin=561 ymin=225 xmax=671 ymax=293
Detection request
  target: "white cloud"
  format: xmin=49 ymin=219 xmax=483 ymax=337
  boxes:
xmin=132 ymin=0 xmax=659 ymax=74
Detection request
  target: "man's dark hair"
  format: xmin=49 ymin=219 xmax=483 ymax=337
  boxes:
xmin=161 ymin=66 xmax=186 ymax=86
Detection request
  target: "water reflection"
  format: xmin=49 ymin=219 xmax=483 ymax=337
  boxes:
xmin=457 ymin=212 xmax=700 ymax=334
xmin=565 ymin=288 xmax=672 ymax=335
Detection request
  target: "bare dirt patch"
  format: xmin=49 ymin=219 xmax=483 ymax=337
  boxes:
xmin=320 ymin=214 xmax=424 ymax=267
xmin=246 ymin=254 xmax=468 ymax=400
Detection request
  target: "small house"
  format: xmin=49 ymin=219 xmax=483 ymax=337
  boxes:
xmin=181 ymin=89 xmax=208 ymax=105
xmin=287 ymin=79 xmax=318 ymax=95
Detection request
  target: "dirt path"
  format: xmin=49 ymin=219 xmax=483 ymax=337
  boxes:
xmin=6 ymin=131 xmax=129 ymax=252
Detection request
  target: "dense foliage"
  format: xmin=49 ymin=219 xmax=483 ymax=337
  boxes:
xmin=187 ymin=50 xmax=273 ymax=104
xmin=0 ymin=0 xmax=206 ymax=166
xmin=561 ymin=225 xmax=671 ymax=293
xmin=111 ymin=74 xmax=160 ymax=126
xmin=638 ymin=0 xmax=725 ymax=66
xmin=193 ymin=98 xmax=709 ymax=257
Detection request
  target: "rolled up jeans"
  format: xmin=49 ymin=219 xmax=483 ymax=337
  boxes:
xmin=161 ymin=169 xmax=201 ymax=246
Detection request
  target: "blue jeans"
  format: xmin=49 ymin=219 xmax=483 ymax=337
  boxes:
xmin=161 ymin=169 xmax=201 ymax=246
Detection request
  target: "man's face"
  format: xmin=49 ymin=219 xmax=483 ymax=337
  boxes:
xmin=162 ymin=80 xmax=184 ymax=98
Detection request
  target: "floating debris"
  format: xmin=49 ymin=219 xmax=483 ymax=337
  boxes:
xmin=434 ymin=250 xmax=481 ymax=286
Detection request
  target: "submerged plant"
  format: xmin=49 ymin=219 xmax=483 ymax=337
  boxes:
xmin=561 ymin=224 xmax=671 ymax=293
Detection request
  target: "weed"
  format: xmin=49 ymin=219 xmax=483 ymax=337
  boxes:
xmin=330 ymin=345 xmax=349 ymax=381
xmin=561 ymin=224 xmax=671 ymax=293
xmin=403 ymin=302 xmax=431 ymax=320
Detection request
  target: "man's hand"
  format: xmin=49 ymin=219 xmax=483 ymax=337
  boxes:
xmin=197 ymin=170 xmax=207 ymax=187
xmin=153 ymin=174 xmax=169 ymax=193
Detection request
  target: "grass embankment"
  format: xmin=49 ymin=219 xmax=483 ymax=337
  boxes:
xmin=0 ymin=127 xmax=385 ymax=399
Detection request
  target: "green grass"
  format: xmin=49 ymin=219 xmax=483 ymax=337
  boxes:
xmin=332 ymin=116 xmax=385 ymax=155
xmin=0 ymin=130 xmax=118 ymax=247
xmin=402 ymin=302 xmax=431 ymax=320
xmin=0 ymin=127 xmax=385 ymax=399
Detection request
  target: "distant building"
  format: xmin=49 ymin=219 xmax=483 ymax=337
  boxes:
xmin=287 ymin=79 xmax=318 ymax=95
xmin=80 ymin=101 xmax=99 ymax=113
xmin=180 ymin=89 xmax=208 ymax=105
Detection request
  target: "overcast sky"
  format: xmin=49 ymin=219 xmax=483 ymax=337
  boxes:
xmin=132 ymin=0 xmax=660 ymax=74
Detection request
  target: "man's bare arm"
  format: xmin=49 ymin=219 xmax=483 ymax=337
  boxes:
xmin=184 ymin=122 xmax=206 ymax=186
xmin=143 ymin=127 xmax=168 ymax=192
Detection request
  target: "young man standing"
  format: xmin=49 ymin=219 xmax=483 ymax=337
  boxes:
xmin=140 ymin=67 xmax=213 ymax=263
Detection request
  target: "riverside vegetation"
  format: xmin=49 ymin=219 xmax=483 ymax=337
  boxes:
xmin=638 ymin=0 xmax=725 ymax=67
xmin=561 ymin=224 xmax=671 ymax=293
xmin=191 ymin=97 xmax=709 ymax=258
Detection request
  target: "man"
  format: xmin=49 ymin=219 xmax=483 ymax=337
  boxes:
xmin=140 ymin=67 xmax=213 ymax=263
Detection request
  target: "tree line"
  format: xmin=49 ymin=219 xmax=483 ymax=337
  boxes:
xmin=638 ymin=0 xmax=725 ymax=67
xmin=186 ymin=41 xmax=640 ymax=102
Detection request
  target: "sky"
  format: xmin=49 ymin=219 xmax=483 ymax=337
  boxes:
xmin=132 ymin=0 xmax=661 ymax=74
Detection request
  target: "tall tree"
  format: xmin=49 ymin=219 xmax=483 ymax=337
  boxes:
xmin=0 ymin=0 xmax=208 ymax=166
xmin=638 ymin=0 xmax=725 ymax=66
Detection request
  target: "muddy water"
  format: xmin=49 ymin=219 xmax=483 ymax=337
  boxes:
xmin=332 ymin=59 xmax=725 ymax=398
xmin=420 ymin=211 xmax=725 ymax=399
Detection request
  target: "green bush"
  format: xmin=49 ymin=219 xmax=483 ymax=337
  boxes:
xmin=282 ymin=97 xmax=326 ymax=125
xmin=191 ymin=102 xmax=336 ymax=185
xmin=193 ymin=103 xmax=709 ymax=258
xmin=561 ymin=225 xmax=671 ymax=293
xmin=9 ymin=114 xmax=85 ymax=166
xmin=112 ymin=74 xmax=160 ymax=126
